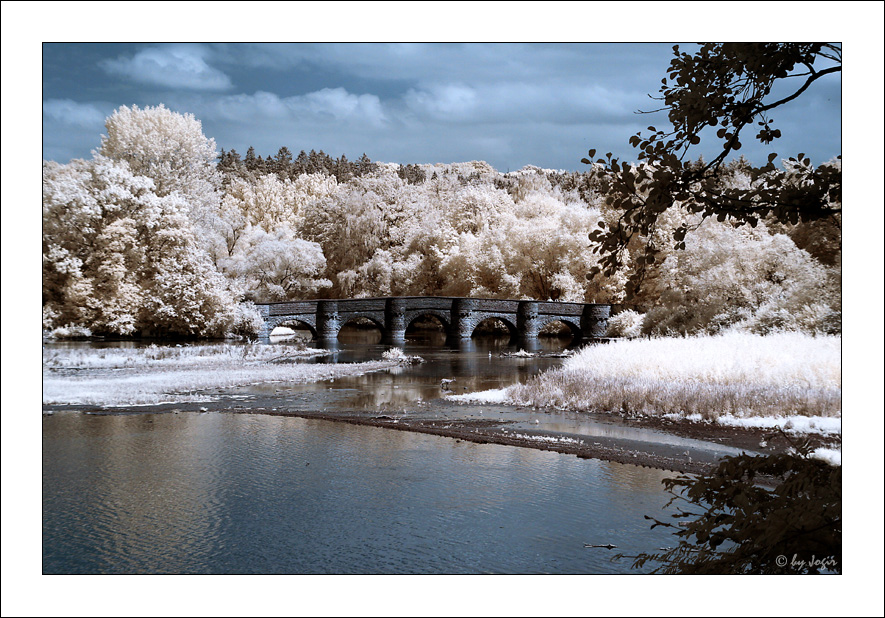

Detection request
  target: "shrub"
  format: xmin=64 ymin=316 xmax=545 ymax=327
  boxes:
xmin=46 ymin=324 xmax=93 ymax=340
xmin=605 ymin=309 xmax=645 ymax=338
xmin=622 ymin=436 xmax=841 ymax=574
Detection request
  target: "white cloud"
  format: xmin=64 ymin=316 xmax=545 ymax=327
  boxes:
xmin=100 ymin=46 xmax=232 ymax=91
xmin=402 ymin=80 xmax=641 ymax=125
xmin=203 ymin=88 xmax=386 ymax=127
xmin=404 ymin=83 xmax=477 ymax=120
xmin=302 ymin=88 xmax=387 ymax=125
xmin=42 ymin=99 xmax=106 ymax=127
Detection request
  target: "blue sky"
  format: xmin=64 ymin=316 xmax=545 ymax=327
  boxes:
xmin=41 ymin=41 xmax=842 ymax=171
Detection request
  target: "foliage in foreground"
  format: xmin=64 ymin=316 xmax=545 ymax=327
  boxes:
xmin=585 ymin=43 xmax=841 ymax=296
xmin=623 ymin=434 xmax=841 ymax=574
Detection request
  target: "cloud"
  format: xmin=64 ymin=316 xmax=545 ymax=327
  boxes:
xmin=402 ymin=80 xmax=642 ymax=126
xmin=42 ymin=100 xmax=110 ymax=160
xmin=42 ymin=99 xmax=107 ymax=127
xmin=100 ymin=46 xmax=232 ymax=91
xmin=203 ymin=88 xmax=387 ymax=127
xmin=404 ymin=83 xmax=477 ymax=120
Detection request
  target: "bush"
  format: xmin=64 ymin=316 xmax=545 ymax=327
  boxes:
xmin=46 ymin=324 xmax=93 ymax=340
xmin=605 ymin=309 xmax=644 ymax=338
xmin=623 ymin=435 xmax=841 ymax=574
xmin=229 ymin=302 xmax=265 ymax=339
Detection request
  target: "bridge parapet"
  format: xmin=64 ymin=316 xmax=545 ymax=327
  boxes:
xmin=268 ymin=301 xmax=318 ymax=316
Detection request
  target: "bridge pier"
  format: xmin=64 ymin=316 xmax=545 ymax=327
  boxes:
xmin=581 ymin=304 xmax=611 ymax=340
xmin=450 ymin=298 xmax=478 ymax=340
xmin=317 ymin=300 xmax=341 ymax=344
xmin=382 ymin=298 xmax=406 ymax=344
xmin=517 ymin=301 xmax=540 ymax=339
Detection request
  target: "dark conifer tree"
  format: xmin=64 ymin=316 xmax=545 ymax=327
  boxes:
xmin=273 ymin=146 xmax=293 ymax=179
xmin=244 ymin=146 xmax=258 ymax=172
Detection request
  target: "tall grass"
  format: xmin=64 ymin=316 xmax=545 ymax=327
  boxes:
xmin=507 ymin=333 xmax=841 ymax=421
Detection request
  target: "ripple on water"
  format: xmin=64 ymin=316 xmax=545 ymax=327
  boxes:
xmin=43 ymin=412 xmax=677 ymax=574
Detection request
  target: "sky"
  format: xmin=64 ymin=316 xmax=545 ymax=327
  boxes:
xmin=41 ymin=41 xmax=842 ymax=172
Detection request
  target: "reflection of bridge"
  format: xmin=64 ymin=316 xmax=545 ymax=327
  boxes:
xmin=255 ymin=297 xmax=611 ymax=344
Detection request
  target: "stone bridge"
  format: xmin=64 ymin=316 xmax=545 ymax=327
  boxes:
xmin=255 ymin=297 xmax=610 ymax=344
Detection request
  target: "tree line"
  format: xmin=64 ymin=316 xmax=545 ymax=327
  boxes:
xmin=42 ymin=104 xmax=840 ymax=339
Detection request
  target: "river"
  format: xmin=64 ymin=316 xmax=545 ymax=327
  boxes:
xmin=43 ymin=331 xmax=698 ymax=574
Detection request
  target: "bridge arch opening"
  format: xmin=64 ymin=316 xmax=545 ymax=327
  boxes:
xmin=338 ymin=316 xmax=384 ymax=344
xmin=538 ymin=319 xmax=581 ymax=348
xmin=405 ymin=313 xmax=449 ymax=345
xmin=471 ymin=317 xmax=517 ymax=341
xmin=269 ymin=320 xmax=316 ymax=343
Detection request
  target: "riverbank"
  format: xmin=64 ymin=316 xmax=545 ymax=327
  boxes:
xmin=42 ymin=343 xmax=404 ymax=406
xmin=42 ymin=335 xmax=841 ymax=474
xmin=42 ymin=393 xmax=840 ymax=475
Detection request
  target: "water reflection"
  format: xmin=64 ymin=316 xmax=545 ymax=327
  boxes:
xmin=240 ymin=336 xmax=572 ymax=411
xmin=43 ymin=412 xmax=676 ymax=574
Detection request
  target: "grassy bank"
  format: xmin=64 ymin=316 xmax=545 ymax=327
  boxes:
xmin=505 ymin=333 xmax=841 ymax=432
xmin=42 ymin=343 xmax=397 ymax=407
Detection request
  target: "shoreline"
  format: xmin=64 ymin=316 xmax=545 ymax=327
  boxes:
xmin=43 ymin=397 xmax=841 ymax=475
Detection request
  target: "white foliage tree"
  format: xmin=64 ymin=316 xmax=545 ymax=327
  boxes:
xmin=99 ymin=104 xmax=223 ymax=255
xmin=224 ymin=226 xmax=331 ymax=301
xmin=641 ymin=216 xmax=839 ymax=335
xmin=215 ymin=173 xmax=335 ymax=300
xmin=43 ymin=155 xmax=238 ymax=337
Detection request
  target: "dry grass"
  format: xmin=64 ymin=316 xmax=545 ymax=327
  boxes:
xmin=42 ymin=343 xmax=391 ymax=406
xmin=507 ymin=333 xmax=841 ymax=420
xmin=42 ymin=343 xmax=326 ymax=370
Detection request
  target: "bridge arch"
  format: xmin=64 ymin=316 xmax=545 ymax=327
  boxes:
xmin=266 ymin=316 xmax=318 ymax=338
xmin=337 ymin=314 xmax=386 ymax=342
xmin=470 ymin=315 xmax=518 ymax=339
xmin=537 ymin=316 xmax=582 ymax=340
xmin=405 ymin=311 xmax=451 ymax=333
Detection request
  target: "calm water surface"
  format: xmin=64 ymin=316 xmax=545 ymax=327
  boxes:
xmin=43 ymin=332 xmax=682 ymax=574
xmin=43 ymin=412 xmax=677 ymax=574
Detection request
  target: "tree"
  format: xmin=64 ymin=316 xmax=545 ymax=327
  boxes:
xmin=224 ymin=226 xmax=332 ymax=301
xmin=99 ymin=104 xmax=225 ymax=258
xmin=633 ymin=206 xmax=840 ymax=336
xmin=621 ymin=433 xmax=841 ymax=574
xmin=99 ymin=103 xmax=221 ymax=204
xmin=585 ymin=43 xmax=842 ymax=295
xmin=42 ymin=155 xmax=237 ymax=337
xmin=272 ymin=146 xmax=294 ymax=179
